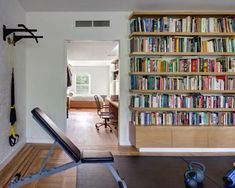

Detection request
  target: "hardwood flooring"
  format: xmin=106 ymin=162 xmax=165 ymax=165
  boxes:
xmin=1 ymin=108 xmax=235 ymax=187
xmin=0 ymin=144 xmax=76 ymax=188
xmin=66 ymin=108 xmax=118 ymax=149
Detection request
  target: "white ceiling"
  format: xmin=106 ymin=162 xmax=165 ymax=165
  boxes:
xmin=67 ymin=41 xmax=119 ymax=66
xmin=17 ymin=0 xmax=235 ymax=12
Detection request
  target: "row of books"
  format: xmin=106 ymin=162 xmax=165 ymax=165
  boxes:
xmin=130 ymin=57 xmax=235 ymax=73
xmin=130 ymin=37 xmax=235 ymax=53
xmin=131 ymin=111 xmax=235 ymax=126
xmin=130 ymin=94 xmax=235 ymax=108
xmin=130 ymin=75 xmax=235 ymax=90
xmin=130 ymin=16 xmax=235 ymax=33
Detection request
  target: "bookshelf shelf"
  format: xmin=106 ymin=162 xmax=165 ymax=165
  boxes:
xmin=129 ymin=11 xmax=235 ymax=19
xmin=129 ymin=72 xmax=235 ymax=76
xmin=130 ymin=107 xmax=235 ymax=112
xmin=129 ymin=11 xmax=235 ymax=149
xmin=132 ymin=124 xmax=234 ymax=127
xmin=130 ymin=52 xmax=235 ymax=56
xmin=130 ymin=32 xmax=235 ymax=38
xmin=130 ymin=89 xmax=235 ymax=94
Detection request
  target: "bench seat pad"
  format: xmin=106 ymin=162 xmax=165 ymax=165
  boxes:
xmin=81 ymin=151 xmax=114 ymax=163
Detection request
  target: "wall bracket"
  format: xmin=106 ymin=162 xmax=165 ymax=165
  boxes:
xmin=3 ymin=24 xmax=43 ymax=46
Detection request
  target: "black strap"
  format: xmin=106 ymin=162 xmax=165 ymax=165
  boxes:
xmin=9 ymin=134 xmax=19 ymax=147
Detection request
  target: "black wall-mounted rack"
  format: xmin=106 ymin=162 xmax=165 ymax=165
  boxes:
xmin=3 ymin=24 xmax=43 ymax=46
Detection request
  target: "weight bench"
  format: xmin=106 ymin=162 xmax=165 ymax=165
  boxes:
xmin=8 ymin=107 xmax=127 ymax=188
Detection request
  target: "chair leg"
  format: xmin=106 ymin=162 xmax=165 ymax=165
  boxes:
xmin=104 ymin=119 xmax=112 ymax=132
xmin=95 ymin=119 xmax=112 ymax=132
xmin=95 ymin=123 xmax=103 ymax=131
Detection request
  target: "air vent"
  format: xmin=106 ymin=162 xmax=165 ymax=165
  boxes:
xmin=75 ymin=20 xmax=92 ymax=27
xmin=93 ymin=20 xmax=110 ymax=27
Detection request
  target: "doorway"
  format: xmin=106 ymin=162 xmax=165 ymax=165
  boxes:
xmin=65 ymin=40 xmax=120 ymax=149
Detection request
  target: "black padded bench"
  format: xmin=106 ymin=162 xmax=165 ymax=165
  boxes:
xmin=8 ymin=107 xmax=127 ymax=188
xmin=81 ymin=151 xmax=114 ymax=163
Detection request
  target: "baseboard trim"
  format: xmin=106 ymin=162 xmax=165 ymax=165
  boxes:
xmin=27 ymin=137 xmax=53 ymax=143
xmin=139 ymin=148 xmax=235 ymax=152
xmin=119 ymin=140 xmax=131 ymax=146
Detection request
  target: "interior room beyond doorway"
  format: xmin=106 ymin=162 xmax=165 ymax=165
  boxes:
xmin=66 ymin=40 xmax=120 ymax=149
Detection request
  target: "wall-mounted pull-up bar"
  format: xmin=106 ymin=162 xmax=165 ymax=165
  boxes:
xmin=3 ymin=24 xmax=43 ymax=46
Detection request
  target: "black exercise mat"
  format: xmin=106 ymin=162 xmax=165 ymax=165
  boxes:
xmin=77 ymin=156 xmax=233 ymax=188
xmin=182 ymin=156 xmax=235 ymax=187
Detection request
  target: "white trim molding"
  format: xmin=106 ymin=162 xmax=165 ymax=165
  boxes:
xmin=139 ymin=148 xmax=235 ymax=152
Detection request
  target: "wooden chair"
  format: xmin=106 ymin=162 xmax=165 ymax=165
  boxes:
xmin=94 ymin=95 xmax=113 ymax=132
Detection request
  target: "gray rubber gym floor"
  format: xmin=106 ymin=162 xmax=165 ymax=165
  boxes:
xmin=77 ymin=156 xmax=234 ymax=188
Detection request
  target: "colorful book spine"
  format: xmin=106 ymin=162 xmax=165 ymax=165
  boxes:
xmin=130 ymin=16 xmax=235 ymax=33
xmin=132 ymin=111 xmax=235 ymax=126
xmin=130 ymin=94 xmax=235 ymax=108
xmin=131 ymin=37 xmax=235 ymax=53
xmin=130 ymin=75 xmax=234 ymax=90
xmin=130 ymin=57 xmax=230 ymax=73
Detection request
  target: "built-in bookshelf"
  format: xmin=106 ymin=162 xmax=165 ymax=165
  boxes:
xmin=110 ymin=59 xmax=120 ymax=95
xmin=128 ymin=11 xmax=235 ymax=148
xmin=112 ymin=59 xmax=119 ymax=80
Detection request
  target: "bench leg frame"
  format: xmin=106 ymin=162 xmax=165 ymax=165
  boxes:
xmin=105 ymin=163 xmax=128 ymax=188
xmin=8 ymin=142 xmax=127 ymax=188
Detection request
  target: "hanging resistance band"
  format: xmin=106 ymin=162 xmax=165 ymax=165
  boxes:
xmin=8 ymin=40 xmax=19 ymax=146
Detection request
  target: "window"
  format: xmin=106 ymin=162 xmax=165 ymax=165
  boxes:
xmin=76 ymin=74 xmax=91 ymax=94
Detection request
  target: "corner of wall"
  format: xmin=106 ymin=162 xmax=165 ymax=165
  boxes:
xmin=0 ymin=139 xmax=26 ymax=171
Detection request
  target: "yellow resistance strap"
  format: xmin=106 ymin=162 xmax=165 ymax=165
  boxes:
xmin=9 ymin=124 xmax=19 ymax=147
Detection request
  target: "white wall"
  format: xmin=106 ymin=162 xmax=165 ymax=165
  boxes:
xmin=70 ymin=66 xmax=110 ymax=95
xmin=0 ymin=0 xmax=26 ymax=169
xmin=26 ymin=12 xmax=131 ymax=145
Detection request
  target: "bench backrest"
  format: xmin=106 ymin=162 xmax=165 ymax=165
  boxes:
xmin=31 ymin=107 xmax=81 ymax=163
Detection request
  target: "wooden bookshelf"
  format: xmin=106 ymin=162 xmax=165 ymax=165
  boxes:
xmin=128 ymin=11 xmax=235 ymax=149
xmin=110 ymin=59 xmax=119 ymax=95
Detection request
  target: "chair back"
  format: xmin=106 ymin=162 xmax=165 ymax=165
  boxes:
xmin=94 ymin=95 xmax=102 ymax=116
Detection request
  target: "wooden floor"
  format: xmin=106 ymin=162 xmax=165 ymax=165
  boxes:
xmin=66 ymin=108 xmax=118 ymax=150
xmin=1 ymin=108 xmax=235 ymax=187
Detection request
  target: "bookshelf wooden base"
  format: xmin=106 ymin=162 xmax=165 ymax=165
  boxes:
xmin=129 ymin=123 xmax=235 ymax=148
